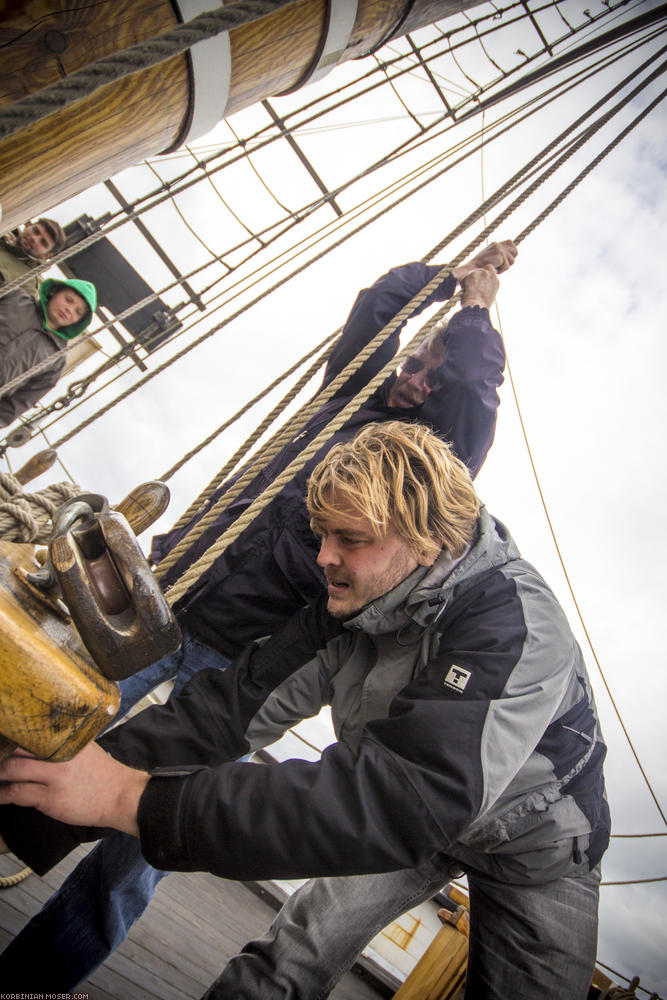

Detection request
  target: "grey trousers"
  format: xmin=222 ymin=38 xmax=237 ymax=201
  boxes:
xmin=204 ymin=855 xmax=601 ymax=1000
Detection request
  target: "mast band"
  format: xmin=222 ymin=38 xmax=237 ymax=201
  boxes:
xmin=166 ymin=0 xmax=232 ymax=149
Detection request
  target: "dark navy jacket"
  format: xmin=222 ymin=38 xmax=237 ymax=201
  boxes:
xmin=151 ymin=263 xmax=505 ymax=658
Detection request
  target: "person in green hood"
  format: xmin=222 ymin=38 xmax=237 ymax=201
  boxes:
xmin=0 ymin=277 xmax=97 ymax=428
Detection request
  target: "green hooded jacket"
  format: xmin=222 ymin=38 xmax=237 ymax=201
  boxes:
xmin=39 ymin=278 xmax=97 ymax=340
xmin=0 ymin=279 xmax=98 ymax=428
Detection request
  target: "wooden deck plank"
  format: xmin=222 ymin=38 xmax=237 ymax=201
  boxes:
xmin=0 ymin=852 xmax=390 ymax=999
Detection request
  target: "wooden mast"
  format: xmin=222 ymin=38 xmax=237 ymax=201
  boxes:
xmin=0 ymin=0 xmax=479 ymax=229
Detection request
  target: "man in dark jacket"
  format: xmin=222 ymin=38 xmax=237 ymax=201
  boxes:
xmin=130 ymin=241 xmax=515 ymax=708
xmin=0 ymin=277 xmax=97 ymax=428
xmin=0 ymin=219 xmax=67 ymax=295
xmin=0 ymin=421 xmax=609 ymax=1000
xmin=0 ymin=243 xmax=516 ymax=990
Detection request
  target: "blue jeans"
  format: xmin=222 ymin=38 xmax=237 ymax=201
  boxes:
xmin=116 ymin=625 xmax=228 ymax=718
xmin=0 ymin=629 xmax=231 ymax=992
xmin=206 ymin=858 xmax=601 ymax=1000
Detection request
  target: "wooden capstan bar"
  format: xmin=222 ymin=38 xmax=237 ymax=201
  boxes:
xmin=0 ymin=0 xmax=478 ymax=229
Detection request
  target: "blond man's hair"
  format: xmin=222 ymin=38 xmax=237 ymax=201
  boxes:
xmin=307 ymin=421 xmax=480 ymax=561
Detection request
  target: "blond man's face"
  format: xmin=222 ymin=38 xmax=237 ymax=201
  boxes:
xmin=313 ymin=500 xmax=422 ymax=619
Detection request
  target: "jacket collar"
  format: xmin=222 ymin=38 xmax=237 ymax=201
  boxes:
xmin=342 ymin=508 xmax=519 ymax=636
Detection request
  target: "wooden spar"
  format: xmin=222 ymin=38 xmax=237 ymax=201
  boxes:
xmin=0 ymin=0 xmax=479 ymax=229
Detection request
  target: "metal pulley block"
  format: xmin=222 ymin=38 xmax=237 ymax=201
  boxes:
xmin=27 ymin=493 xmax=181 ymax=681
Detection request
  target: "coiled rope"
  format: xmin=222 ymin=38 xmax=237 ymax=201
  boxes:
xmin=0 ymin=471 xmax=80 ymax=543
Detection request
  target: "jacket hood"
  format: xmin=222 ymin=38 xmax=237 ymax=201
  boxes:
xmin=344 ymin=508 xmax=520 ymax=637
xmin=39 ymin=278 xmax=97 ymax=340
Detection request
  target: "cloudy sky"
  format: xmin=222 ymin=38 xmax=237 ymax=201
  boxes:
xmin=4 ymin=0 xmax=666 ymax=993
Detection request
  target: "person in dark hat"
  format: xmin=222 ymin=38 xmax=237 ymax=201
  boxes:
xmin=0 ymin=219 xmax=67 ymax=295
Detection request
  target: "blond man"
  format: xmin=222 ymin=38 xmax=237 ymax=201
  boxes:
xmin=0 ymin=421 xmax=608 ymax=999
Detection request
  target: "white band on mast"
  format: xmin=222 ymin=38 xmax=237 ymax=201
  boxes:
xmin=310 ymin=0 xmax=358 ymax=84
xmin=169 ymin=0 xmax=232 ymax=147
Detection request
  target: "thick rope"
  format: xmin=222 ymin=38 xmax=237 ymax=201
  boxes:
xmin=0 ymin=0 xmax=299 ymax=143
xmin=156 ymin=66 xmax=656 ymax=580
xmin=161 ymin=333 xmax=340 ymax=538
xmin=162 ymin=292 xmax=458 ymax=600
xmin=22 ymin=42 xmax=648 ymax=450
xmin=151 ymin=42 xmax=664 ymax=546
xmin=156 ymin=265 xmax=460 ymax=582
xmin=159 ymin=328 xmax=340 ymax=484
xmin=0 ymin=471 xmax=80 ymax=543
xmin=162 ymin=80 xmax=666 ymax=604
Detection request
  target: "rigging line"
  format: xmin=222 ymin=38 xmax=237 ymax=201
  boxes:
xmin=462 ymin=8 xmax=505 ymax=76
xmin=4 ymin=40 xmax=655 ymax=444
xmin=546 ymin=0 xmax=653 ymax=60
xmin=45 ymin=112 xmax=490 ymax=398
xmin=160 ymin=88 xmax=596 ymax=582
xmin=20 ymin=15 xmax=536 ymax=236
xmin=0 ymin=58 xmax=470 ymax=300
xmin=611 ymin=832 xmax=667 ymax=838
xmin=32 ymin=359 xmax=143 ymax=438
xmin=39 ymin=55 xmax=649 ymax=449
xmin=383 ymin=39 xmax=463 ymax=106
xmin=552 ymin=0 xmax=574 ymax=34
xmin=148 ymin=0 xmax=655 ymax=181
xmin=445 ymin=29 xmax=481 ymax=93
xmin=455 ymin=4 xmax=667 ymax=124
xmin=161 ymin=76 xmax=667 ymax=619
xmin=373 ymin=54 xmax=427 ymax=131
xmin=425 ymin=59 xmax=667 ymax=264
xmin=0 ymin=0 xmax=300 ymax=141
xmin=159 ymin=291 xmax=462 ymax=595
xmin=10 ymin=7 xmax=629 ymax=298
xmin=28 ymin=65 xmax=568 ymax=362
xmin=490 ymin=245 xmax=667 ymax=850
xmin=158 ymin=328 xmax=339 ymax=483
xmin=450 ymin=9 xmax=667 ymax=122
xmin=0 ymin=0 xmax=631 ymax=301
xmin=32 ymin=28 xmax=650 ymax=442
xmin=218 ymin=54 xmax=652 ymax=484
xmin=34 ymin=426 xmax=77 ymax=486
xmin=601 ymin=876 xmax=667 ymax=885
xmin=146 ymin=158 xmax=224 ymax=261
xmin=177 ymin=48 xmax=638 ymax=326
xmin=133 ymin=9 xmax=667 ymax=207
xmin=34 ymin=114 xmax=498 ymax=442
xmin=223 ymin=120 xmax=292 ymax=215
xmin=500 ymin=96 xmax=667 ymax=831
xmin=185 ymin=144 xmax=262 ymax=243
xmin=164 ymin=340 xmax=339 ymax=533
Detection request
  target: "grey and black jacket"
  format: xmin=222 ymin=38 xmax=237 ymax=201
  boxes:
xmin=3 ymin=509 xmax=609 ymax=885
